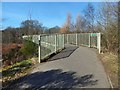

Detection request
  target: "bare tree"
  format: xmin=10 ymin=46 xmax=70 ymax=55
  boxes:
xmin=75 ymin=13 xmax=82 ymax=32
xmin=83 ymin=3 xmax=95 ymax=32
xmin=65 ymin=12 xmax=72 ymax=33
xmin=96 ymin=2 xmax=118 ymax=53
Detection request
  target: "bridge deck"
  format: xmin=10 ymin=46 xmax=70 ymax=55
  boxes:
xmin=6 ymin=45 xmax=110 ymax=89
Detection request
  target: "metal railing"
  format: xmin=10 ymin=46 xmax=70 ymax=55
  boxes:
xmin=65 ymin=33 xmax=101 ymax=51
xmin=23 ymin=33 xmax=101 ymax=63
xmin=23 ymin=34 xmax=65 ymax=63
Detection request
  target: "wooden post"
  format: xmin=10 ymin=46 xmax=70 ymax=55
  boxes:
xmin=38 ymin=35 xmax=41 ymax=63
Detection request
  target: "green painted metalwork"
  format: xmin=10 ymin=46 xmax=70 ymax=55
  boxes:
xmin=91 ymin=33 xmax=97 ymax=36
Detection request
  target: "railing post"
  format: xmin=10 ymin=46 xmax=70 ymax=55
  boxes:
xmin=63 ymin=34 xmax=65 ymax=48
xmin=32 ymin=35 xmax=35 ymax=43
xmin=46 ymin=36 xmax=47 ymax=47
xmin=67 ymin=34 xmax=68 ymax=44
xmin=82 ymin=34 xmax=83 ymax=45
xmin=97 ymin=33 xmax=101 ymax=53
xmin=38 ymin=35 xmax=41 ymax=63
xmin=55 ymin=34 xmax=57 ymax=52
xmin=76 ymin=33 xmax=78 ymax=46
xmin=89 ymin=33 xmax=91 ymax=47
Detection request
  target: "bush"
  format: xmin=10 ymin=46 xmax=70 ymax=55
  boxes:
xmin=2 ymin=44 xmax=25 ymax=66
xmin=101 ymin=26 xmax=118 ymax=53
xmin=20 ymin=40 xmax=38 ymax=58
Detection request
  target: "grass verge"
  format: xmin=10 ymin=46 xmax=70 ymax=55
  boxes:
xmin=99 ymin=52 xmax=118 ymax=88
xmin=2 ymin=57 xmax=38 ymax=85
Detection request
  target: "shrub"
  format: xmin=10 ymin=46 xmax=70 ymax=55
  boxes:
xmin=20 ymin=40 xmax=38 ymax=58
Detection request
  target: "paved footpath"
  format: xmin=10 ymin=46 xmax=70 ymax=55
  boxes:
xmin=5 ymin=45 xmax=110 ymax=89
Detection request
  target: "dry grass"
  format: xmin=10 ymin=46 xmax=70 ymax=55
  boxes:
xmin=2 ymin=57 xmax=38 ymax=84
xmin=99 ymin=52 xmax=118 ymax=88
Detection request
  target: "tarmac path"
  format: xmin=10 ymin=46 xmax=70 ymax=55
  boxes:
xmin=5 ymin=45 xmax=110 ymax=89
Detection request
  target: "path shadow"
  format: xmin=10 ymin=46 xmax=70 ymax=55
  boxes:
xmin=3 ymin=69 xmax=98 ymax=89
xmin=48 ymin=45 xmax=78 ymax=61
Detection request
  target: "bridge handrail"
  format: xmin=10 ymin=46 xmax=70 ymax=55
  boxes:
xmin=22 ymin=33 xmax=101 ymax=63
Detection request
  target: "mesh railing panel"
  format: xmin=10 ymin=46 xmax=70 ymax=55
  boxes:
xmin=67 ymin=34 xmax=76 ymax=45
xmin=90 ymin=33 xmax=98 ymax=48
xmin=23 ymin=33 xmax=101 ymax=62
xmin=40 ymin=35 xmax=55 ymax=59
xmin=31 ymin=34 xmax=64 ymax=60
xmin=32 ymin=35 xmax=39 ymax=44
xmin=65 ymin=33 xmax=99 ymax=48
xmin=56 ymin=34 xmax=64 ymax=50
